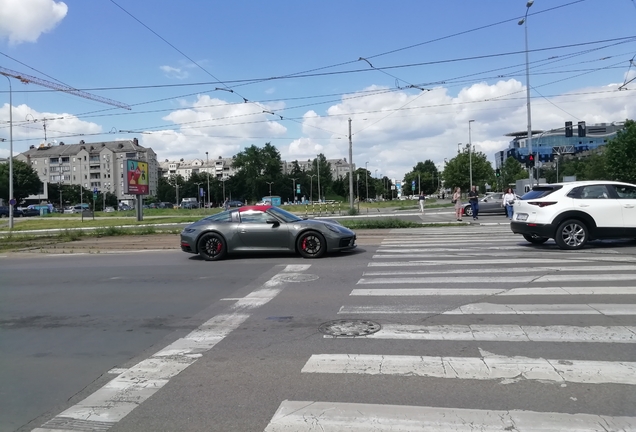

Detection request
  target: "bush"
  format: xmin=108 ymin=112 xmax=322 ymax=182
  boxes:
xmin=340 ymin=218 xmax=421 ymax=229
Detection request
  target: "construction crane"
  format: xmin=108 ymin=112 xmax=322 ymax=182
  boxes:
xmin=0 ymin=66 xmax=131 ymax=110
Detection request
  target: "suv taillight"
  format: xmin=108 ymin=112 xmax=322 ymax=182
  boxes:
xmin=528 ymin=201 xmax=557 ymax=207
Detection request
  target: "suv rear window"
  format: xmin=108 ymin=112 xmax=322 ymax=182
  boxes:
xmin=520 ymin=185 xmax=562 ymax=200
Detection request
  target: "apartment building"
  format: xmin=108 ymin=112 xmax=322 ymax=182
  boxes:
xmin=16 ymin=138 xmax=158 ymax=203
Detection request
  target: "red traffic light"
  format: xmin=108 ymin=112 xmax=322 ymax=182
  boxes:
xmin=528 ymin=155 xmax=534 ymax=161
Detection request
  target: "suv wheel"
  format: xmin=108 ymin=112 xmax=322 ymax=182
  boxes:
xmin=555 ymin=219 xmax=588 ymax=250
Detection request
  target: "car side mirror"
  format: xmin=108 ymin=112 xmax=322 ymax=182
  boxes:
xmin=266 ymin=219 xmax=280 ymax=227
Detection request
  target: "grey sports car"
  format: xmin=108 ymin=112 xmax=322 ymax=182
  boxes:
xmin=180 ymin=205 xmax=357 ymax=261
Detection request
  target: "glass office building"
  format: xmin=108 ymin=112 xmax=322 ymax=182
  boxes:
xmin=495 ymin=122 xmax=625 ymax=168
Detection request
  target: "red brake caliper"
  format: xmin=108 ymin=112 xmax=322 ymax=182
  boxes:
xmin=302 ymin=238 xmax=307 ymax=250
xmin=216 ymin=241 xmax=222 ymax=253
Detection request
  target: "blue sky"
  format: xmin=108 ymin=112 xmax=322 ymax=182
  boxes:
xmin=1 ymin=0 xmax=635 ymax=180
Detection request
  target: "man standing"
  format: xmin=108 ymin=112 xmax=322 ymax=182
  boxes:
xmin=468 ymin=186 xmax=479 ymax=220
xmin=418 ymin=191 xmax=426 ymax=213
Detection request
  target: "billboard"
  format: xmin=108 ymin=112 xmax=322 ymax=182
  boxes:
xmin=125 ymin=159 xmax=149 ymax=195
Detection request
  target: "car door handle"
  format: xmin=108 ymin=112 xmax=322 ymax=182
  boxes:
xmin=578 ymin=204 xmax=590 ymax=207
xmin=624 ymin=204 xmax=635 ymax=208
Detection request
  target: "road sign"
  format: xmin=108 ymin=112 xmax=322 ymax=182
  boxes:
xmin=411 ymin=180 xmax=415 ymax=190
xmin=296 ymin=185 xmax=301 ymax=194
xmin=9 ymin=198 xmax=16 ymax=206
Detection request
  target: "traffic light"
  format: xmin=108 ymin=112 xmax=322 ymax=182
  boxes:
xmin=578 ymin=121 xmax=586 ymax=137
xmin=565 ymin=121 xmax=573 ymax=137
xmin=528 ymin=154 xmax=535 ymax=167
xmin=495 ymin=168 xmax=501 ymax=177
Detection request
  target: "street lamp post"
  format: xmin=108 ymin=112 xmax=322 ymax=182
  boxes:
xmin=457 ymin=143 xmax=462 ymax=154
xmin=291 ymin=178 xmax=298 ymax=203
xmin=469 ymin=120 xmax=475 ymax=188
xmin=519 ymin=0 xmax=534 ymax=185
xmin=266 ymin=181 xmax=274 ymax=197
xmin=221 ymin=177 xmax=227 ymax=203
xmin=348 ymin=119 xmax=354 ymax=209
xmin=205 ymin=152 xmax=210 ymax=209
xmin=374 ymin=169 xmax=378 ymax=179
xmin=365 ymin=161 xmax=369 ymax=202
xmin=194 ymin=182 xmax=203 ymax=207
xmin=2 ymin=74 xmax=14 ymax=228
xmin=307 ymin=175 xmax=315 ymax=202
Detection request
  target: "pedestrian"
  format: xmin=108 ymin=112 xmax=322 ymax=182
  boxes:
xmin=468 ymin=185 xmax=479 ymax=220
xmin=503 ymin=187 xmax=516 ymax=219
xmin=418 ymin=191 xmax=426 ymax=213
xmin=223 ymin=197 xmax=230 ymax=211
xmin=452 ymin=187 xmax=463 ymax=221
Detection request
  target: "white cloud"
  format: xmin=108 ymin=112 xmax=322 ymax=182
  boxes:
xmin=282 ymin=80 xmax=636 ymax=179
xmin=159 ymin=65 xmax=189 ymax=80
xmin=139 ymin=94 xmax=288 ymax=160
xmin=0 ymin=104 xmax=101 ymax=155
xmin=0 ymin=0 xmax=67 ymax=44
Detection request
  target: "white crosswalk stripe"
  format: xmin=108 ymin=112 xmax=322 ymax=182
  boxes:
xmin=264 ymin=226 xmax=636 ymax=431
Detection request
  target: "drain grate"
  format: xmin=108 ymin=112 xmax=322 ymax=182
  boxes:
xmin=319 ymin=319 xmax=381 ymax=336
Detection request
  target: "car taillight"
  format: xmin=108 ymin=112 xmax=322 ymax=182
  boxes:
xmin=528 ymin=201 xmax=557 ymax=207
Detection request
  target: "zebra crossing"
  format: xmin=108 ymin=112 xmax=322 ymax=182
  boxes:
xmin=264 ymin=226 xmax=636 ymax=431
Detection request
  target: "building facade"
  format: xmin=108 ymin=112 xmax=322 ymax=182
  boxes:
xmin=16 ymin=138 xmax=158 ymax=204
xmin=159 ymin=157 xmax=355 ymax=180
xmin=495 ymin=122 xmax=624 ymax=168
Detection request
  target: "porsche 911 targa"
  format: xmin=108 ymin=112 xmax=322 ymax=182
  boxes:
xmin=180 ymin=205 xmax=356 ymax=261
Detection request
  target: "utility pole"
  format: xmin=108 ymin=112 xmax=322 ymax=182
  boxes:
xmin=348 ymin=118 xmax=354 ymax=209
xmin=316 ymin=155 xmax=321 ymax=203
xmin=365 ymin=161 xmax=369 ymax=202
xmin=266 ymin=181 xmax=274 ymax=197
xmin=469 ymin=119 xmax=475 ymax=188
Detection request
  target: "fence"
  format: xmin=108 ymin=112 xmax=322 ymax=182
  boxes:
xmin=304 ymin=202 xmax=342 ymax=217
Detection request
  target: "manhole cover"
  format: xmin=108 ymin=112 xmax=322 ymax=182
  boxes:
xmin=319 ymin=319 xmax=381 ymax=336
xmin=277 ymin=274 xmax=319 ymax=283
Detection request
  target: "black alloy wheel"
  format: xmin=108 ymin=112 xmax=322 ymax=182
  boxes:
xmin=198 ymin=233 xmax=227 ymax=261
xmin=297 ymin=231 xmax=326 ymax=258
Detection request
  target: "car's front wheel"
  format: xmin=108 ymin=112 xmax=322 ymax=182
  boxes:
xmin=555 ymin=219 xmax=588 ymax=250
xmin=523 ymin=234 xmax=549 ymax=245
xmin=463 ymin=205 xmax=473 ymax=217
xmin=198 ymin=233 xmax=227 ymax=261
xmin=297 ymin=231 xmax=326 ymax=258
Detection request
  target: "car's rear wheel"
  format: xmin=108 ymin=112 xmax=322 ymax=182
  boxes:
xmin=555 ymin=219 xmax=588 ymax=250
xmin=297 ymin=231 xmax=326 ymax=258
xmin=198 ymin=233 xmax=226 ymax=261
xmin=463 ymin=205 xmax=473 ymax=217
xmin=523 ymin=234 xmax=549 ymax=244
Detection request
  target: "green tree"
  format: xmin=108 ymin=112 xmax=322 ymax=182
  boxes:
xmin=404 ymin=160 xmax=439 ymax=195
xmin=443 ymin=150 xmax=494 ymax=192
xmin=604 ymin=119 xmax=636 ymax=183
xmin=499 ymin=157 xmax=527 ymax=190
xmin=0 ymin=159 xmax=42 ymax=203
xmin=232 ymin=143 xmax=283 ymax=202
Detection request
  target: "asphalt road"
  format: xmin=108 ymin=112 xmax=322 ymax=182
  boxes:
xmin=3 ymin=225 xmax=636 ymax=431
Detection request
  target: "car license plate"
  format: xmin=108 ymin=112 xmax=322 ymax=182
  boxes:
xmin=516 ymin=213 xmax=528 ymax=221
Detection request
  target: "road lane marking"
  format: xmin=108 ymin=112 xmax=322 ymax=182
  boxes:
xmin=351 ymin=287 xmax=636 ymax=296
xmin=302 ymin=350 xmax=636 ymax=385
xmin=331 ymin=324 xmax=636 ymax=343
xmin=33 ymin=264 xmax=312 ymax=432
xmin=357 ymin=274 xmax=636 ymax=284
xmin=363 ymin=266 xmax=636 ymax=276
xmin=264 ymin=401 xmax=636 ymax=431
xmin=368 ymin=259 xmax=592 ymax=266
xmin=339 ymin=303 xmax=636 ymax=315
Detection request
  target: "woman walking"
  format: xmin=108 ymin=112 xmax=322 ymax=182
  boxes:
xmin=453 ymin=187 xmax=463 ymax=221
xmin=503 ymin=187 xmax=516 ymax=219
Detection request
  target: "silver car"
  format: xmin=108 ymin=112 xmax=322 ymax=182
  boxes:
xmin=463 ymin=192 xmax=519 ymax=217
xmin=180 ymin=205 xmax=357 ymax=261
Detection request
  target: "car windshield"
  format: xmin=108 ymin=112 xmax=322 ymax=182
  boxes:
xmin=520 ymin=185 xmax=562 ymax=200
xmin=267 ymin=206 xmax=302 ymax=223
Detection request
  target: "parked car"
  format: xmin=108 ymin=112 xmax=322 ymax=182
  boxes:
xmin=0 ymin=206 xmax=23 ymax=218
xmin=463 ymin=192 xmax=520 ymax=217
xmin=510 ymin=180 xmax=636 ymax=250
xmin=180 ymin=205 xmax=357 ymax=261
xmin=161 ymin=202 xmax=174 ymax=209
xmin=21 ymin=207 xmax=41 ymax=217
xmin=180 ymin=202 xmax=199 ymax=209
xmin=104 ymin=206 xmax=116 ymax=213
xmin=228 ymin=200 xmax=243 ymax=208
xmin=118 ymin=204 xmax=132 ymax=211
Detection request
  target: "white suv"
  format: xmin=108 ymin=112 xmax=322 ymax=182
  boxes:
xmin=510 ymin=180 xmax=636 ymax=250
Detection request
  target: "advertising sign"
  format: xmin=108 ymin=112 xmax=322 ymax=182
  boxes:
xmin=125 ymin=159 xmax=149 ymax=195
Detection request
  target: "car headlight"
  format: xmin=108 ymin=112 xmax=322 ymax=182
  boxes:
xmin=324 ymin=223 xmax=340 ymax=233
xmin=182 ymin=228 xmax=197 ymax=234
